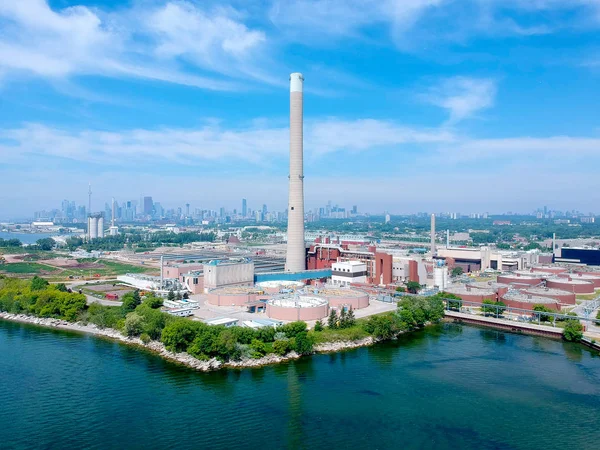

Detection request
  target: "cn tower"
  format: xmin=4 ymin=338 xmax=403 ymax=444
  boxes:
xmin=286 ymin=73 xmax=306 ymax=272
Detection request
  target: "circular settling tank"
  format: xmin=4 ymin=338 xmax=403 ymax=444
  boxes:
xmin=500 ymin=292 xmax=561 ymax=311
xmin=315 ymin=287 xmax=369 ymax=309
xmin=522 ymin=287 xmax=577 ymax=305
xmin=444 ymin=285 xmax=497 ymax=303
xmin=266 ymin=296 xmax=329 ymax=321
xmin=207 ymin=286 xmax=260 ymax=306
xmin=546 ymin=277 xmax=595 ymax=294
xmin=255 ymin=280 xmax=305 ymax=294
xmin=497 ymin=273 xmax=543 ymax=286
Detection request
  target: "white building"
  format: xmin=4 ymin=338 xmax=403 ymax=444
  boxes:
xmin=331 ymin=261 xmax=367 ymax=286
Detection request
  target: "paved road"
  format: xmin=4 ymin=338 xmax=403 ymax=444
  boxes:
xmin=66 ymin=280 xmax=122 ymax=307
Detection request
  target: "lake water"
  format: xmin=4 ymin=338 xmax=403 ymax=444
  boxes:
xmin=1 ymin=321 xmax=599 ymax=450
xmin=0 ymin=232 xmax=59 ymax=245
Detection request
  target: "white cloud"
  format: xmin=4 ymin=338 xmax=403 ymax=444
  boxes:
xmin=0 ymin=0 xmax=270 ymax=90
xmin=269 ymin=0 xmax=600 ymax=47
xmin=0 ymin=118 xmax=456 ymax=166
xmin=421 ymin=77 xmax=497 ymax=124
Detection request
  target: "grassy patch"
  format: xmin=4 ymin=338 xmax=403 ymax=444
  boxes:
xmin=59 ymin=260 xmax=157 ymax=278
xmin=310 ymin=322 xmax=370 ymax=344
xmin=576 ymin=293 xmax=599 ymax=301
xmin=0 ymin=262 xmax=59 ymax=274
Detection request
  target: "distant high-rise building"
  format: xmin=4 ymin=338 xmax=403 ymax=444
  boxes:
xmin=352 ymin=205 xmax=358 ymax=214
xmin=143 ymin=196 xmax=153 ymax=215
xmin=262 ymin=204 xmax=267 ymax=214
xmin=220 ymin=207 xmax=225 ymax=218
xmin=242 ymin=198 xmax=247 ymax=217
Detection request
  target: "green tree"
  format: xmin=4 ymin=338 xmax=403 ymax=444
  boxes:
xmin=481 ymin=299 xmax=506 ymax=316
xmin=314 ymin=320 xmax=324 ymax=332
xmin=328 ymin=309 xmax=338 ymax=329
xmin=30 ymin=276 xmax=49 ymax=291
xmin=124 ymin=312 xmax=145 ymax=337
xmin=279 ymin=321 xmax=307 ymax=338
xmin=406 ymin=281 xmax=421 ymax=294
xmin=451 ymin=267 xmax=464 ymax=277
xmin=563 ymin=320 xmax=584 ymax=342
xmin=36 ymin=237 xmax=55 ymax=251
xmin=176 ymin=291 xmax=182 ymax=300
xmin=167 ymin=289 xmax=175 ymax=301
xmin=132 ymin=289 xmax=141 ymax=304
xmin=56 ymin=283 xmax=68 ymax=292
xmin=346 ymin=309 xmax=356 ymax=328
xmin=339 ymin=308 xmax=348 ymax=328
xmin=395 ymin=286 xmax=406 ymax=293
xmin=533 ymin=305 xmax=554 ymax=322
xmin=293 ymin=331 xmax=314 ymax=355
xmin=161 ymin=320 xmax=199 ymax=352
xmin=121 ymin=292 xmax=141 ymax=313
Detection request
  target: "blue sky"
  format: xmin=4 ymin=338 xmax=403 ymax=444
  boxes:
xmin=1 ymin=0 xmax=600 ymax=217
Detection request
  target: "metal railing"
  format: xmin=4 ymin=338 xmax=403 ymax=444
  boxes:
xmin=442 ymin=298 xmax=600 ymax=328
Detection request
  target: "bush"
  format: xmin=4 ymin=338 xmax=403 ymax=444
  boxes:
xmin=314 ymin=320 xmax=324 ymax=332
xmin=481 ymin=300 xmax=506 ymax=316
xmin=140 ymin=333 xmax=151 ymax=344
xmin=279 ymin=321 xmax=307 ymax=338
xmin=272 ymin=339 xmax=290 ymax=356
xmin=563 ymin=320 xmax=584 ymax=342
xmin=250 ymin=339 xmax=267 ymax=358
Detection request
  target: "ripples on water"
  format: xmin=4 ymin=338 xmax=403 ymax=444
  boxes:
xmin=1 ymin=321 xmax=599 ymax=450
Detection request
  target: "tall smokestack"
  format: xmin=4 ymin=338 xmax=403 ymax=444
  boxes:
xmin=430 ymin=213 xmax=436 ymax=256
xmin=286 ymin=73 xmax=306 ymax=272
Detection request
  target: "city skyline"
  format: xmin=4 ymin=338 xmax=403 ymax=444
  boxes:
xmin=2 ymin=1 xmax=600 ymax=217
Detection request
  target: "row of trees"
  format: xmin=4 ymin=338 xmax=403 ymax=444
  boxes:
xmin=0 ymin=238 xmax=22 ymax=248
xmin=66 ymin=231 xmax=216 ymax=252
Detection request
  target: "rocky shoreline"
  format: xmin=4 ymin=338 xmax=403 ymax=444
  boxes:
xmin=0 ymin=312 xmax=375 ymax=372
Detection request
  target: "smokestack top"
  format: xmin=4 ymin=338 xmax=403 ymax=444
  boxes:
xmin=290 ymin=73 xmax=304 ymax=92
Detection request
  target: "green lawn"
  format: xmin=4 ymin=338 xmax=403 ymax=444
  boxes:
xmin=309 ymin=322 xmax=370 ymax=344
xmin=0 ymin=262 xmax=59 ymax=274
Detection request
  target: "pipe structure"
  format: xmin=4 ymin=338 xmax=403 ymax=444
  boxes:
xmin=285 ymin=73 xmax=306 ymax=272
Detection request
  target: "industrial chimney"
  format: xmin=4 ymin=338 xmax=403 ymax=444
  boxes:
xmin=285 ymin=73 xmax=306 ymax=272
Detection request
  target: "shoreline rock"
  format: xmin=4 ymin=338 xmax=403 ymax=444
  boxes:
xmin=0 ymin=312 xmax=376 ymax=372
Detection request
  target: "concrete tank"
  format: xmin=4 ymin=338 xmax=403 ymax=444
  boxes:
xmin=267 ymin=296 xmax=328 ymax=321
xmin=97 ymin=216 xmax=104 ymax=238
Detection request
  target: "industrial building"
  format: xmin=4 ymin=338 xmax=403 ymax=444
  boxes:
xmin=435 ymin=246 xmax=545 ymax=272
xmin=203 ymin=258 xmax=255 ymax=291
xmin=87 ymin=213 xmax=104 ymax=240
xmin=331 ymin=261 xmax=367 ymax=286
xmin=555 ymin=247 xmax=600 ymax=266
